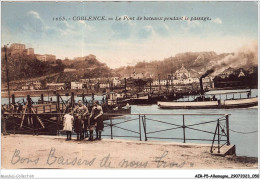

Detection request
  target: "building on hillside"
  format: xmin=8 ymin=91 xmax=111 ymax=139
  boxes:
xmin=36 ymin=54 xmax=56 ymax=62
xmin=36 ymin=55 xmax=47 ymax=62
xmin=26 ymin=48 xmax=34 ymax=55
xmin=46 ymin=83 xmax=65 ymax=90
xmin=219 ymin=67 xmax=235 ymax=79
xmin=10 ymin=43 xmax=25 ymax=50
xmin=32 ymin=80 xmax=41 ymax=89
xmin=71 ymin=82 xmax=83 ymax=89
xmin=21 ymin=80 xmax=41 ymax=90
xmin=175 ymin=64 xmax=191 ymax=80
xmin=238 ymin=69 xmax=245 ymax=78
xmin=98 ymin=79 xmax=110 ymax=89
xmin=113 ymin=77 xmax=122 ymax=87
xmin=10 ymin=43 xmax=26 ymax=55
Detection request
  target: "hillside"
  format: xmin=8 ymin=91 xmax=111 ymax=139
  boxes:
xmin=1 ymin=50 xmax=112 ymax=84
xmin=114 ymin=46 xmax=258 ymax=79
xmin=2 ymin=42 xmax=257 ymax=84
xmin=114 ymin=52 xmax=229 ymax=78
xmin=53 ymin=55 xmax=112 ymax=83
xmin=1 ymin=48 xmax=65 ymax=83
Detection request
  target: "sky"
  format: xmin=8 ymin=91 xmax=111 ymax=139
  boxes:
xmin=1 ymin=1 xmax=258 ymax=68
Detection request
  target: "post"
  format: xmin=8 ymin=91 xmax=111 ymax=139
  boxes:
xmin=143 ymin=115 xmax=147 ymax=141
xmin=92 ymin=93 xmax=94 ymax=103
xmin=110 ymin=118 xmax=113 ymax=139
xmin=11 ymin=94 xmax=15 ymax=105
xmin=139 ymin=115 xmax=142 ymax=141
xmin=210 ymin=122 xmax=219 ymax=153
xmin=2 ymin=113 xmax=8 ymax=135
xmin=142 ymin=115 xmax=147 ymax=141
xmin=183 ymin=115 xmax=186 ymax=143
xmin=217 ymin=119 xmax=220 ymax=153
xmin=27 ymin=95 xmax=32 ymax=134
xmin=48 ymin=90 xmax=49 ymax=102
xmin=82 ymin=93 xmax=85 ymax=105
xmin=41 ymin=94 xmax=44 ymax=104
xmin=240 ymin=93 xmax=241 ymax=99
xmin=56 ymin=93 xmax=60 ymax=136
xmin=12 ymin=115 xmax=15 ymax=135
xmin=71 ymin=92 xmax=75 ymax=107
xmin=5 ymin=45 xmax=11 ymax=106
xmin=226 ymin=115 xmax=230 ymax=145
xmin=61 ymin=96 xmax=64 ymax=112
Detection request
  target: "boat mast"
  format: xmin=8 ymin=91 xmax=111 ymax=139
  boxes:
xmin=171 ymin=56 xmax=173 ymax=91
xmin=157 ymin=65 xmax=161 ymax=90
xmin=4 ymin=45 xmax=11 ymax=106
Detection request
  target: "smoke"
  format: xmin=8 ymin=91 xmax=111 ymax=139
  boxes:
xmin=201 ymin=68 xmax=215 ymax=78
xmin=211 ymin=41 xmax=258 ymax=76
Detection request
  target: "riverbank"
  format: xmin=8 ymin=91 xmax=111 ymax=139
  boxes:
xmin=2 ymin=86 xmax=257 ymax=98
xmin=1 ymin=134 xmax=258 ymax=169
xmin=1 ymin=89 xmax=100 ymax=98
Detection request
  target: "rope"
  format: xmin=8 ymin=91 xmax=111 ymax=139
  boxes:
xmin=229 ymin=129 xmax=258 ymax=134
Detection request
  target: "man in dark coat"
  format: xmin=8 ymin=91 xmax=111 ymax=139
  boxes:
xmin=73 ymin=100 xmax=89 ymax=140
xmin=88 ymin=101 xmax=104 ymax=141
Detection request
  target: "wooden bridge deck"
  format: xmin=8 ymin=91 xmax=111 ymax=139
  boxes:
xmin=33 ymin=103 xmax=65 ymax=114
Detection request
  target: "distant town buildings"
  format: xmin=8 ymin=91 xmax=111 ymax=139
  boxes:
xmin=36 ymin=54 xmax=56 ymax=62
xmin=175 ymin=64 xmax=191 ymax=79
xmin=238 ymin=69 xmax=245 ymax=78
xmin=219 ymin=67 xmax=246 ymax=79
xmin=26 ymin=48 xmax=34 ymax=55
xmin=71 ymin=82 xmax=83 ymax=89
xmin=10 ymin=43 xmax=25 ymax=50
xmin=10 ymin=43 xmax=29 ymax=56
xmin=46 ymin=83 xmax=65 ymax=90
xmin=8 ymin=43 xmax=56 ymax=62
xmin=150 ymin=64 xmax=214 ymax=91
xmin=21 ymin=80 xmax=41 ymax=90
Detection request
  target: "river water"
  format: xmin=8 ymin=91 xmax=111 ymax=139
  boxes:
xmin=1 ymin=89 xmax=258 ymax=157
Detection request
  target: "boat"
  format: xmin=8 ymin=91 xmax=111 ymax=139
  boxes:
xmin=103 ymin=92 xmax=131 ymax=120
xmin=158 ymin=90 xmax=258 ymax=109
xmin=130 ymin=92 xmax=150 ymax=104
xmin=222 ymin=97 xmax=258 ymax=109
xmin=158 ymin=100 xmax=219 ymax=109
xmin=105 ymin=92 xmax=130 ymax=107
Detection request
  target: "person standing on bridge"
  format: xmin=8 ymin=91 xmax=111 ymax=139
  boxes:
xmin=63 ymin=107 xmax=74 ymax=140
xmin=73 ymin=100 xmax=89 ymax=140
xmin=89 ymin=101 xmax=104 ymax=141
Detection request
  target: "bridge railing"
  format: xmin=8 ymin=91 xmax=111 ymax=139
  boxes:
xmin=101 ymin=113 xmax=231 ymax=153
xmin=2 ymin=111 xmax=231 ymax=153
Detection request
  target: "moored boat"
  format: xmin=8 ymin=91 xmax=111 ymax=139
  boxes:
xmin=158 ymin=90 xmax=258 ymax=109
xmin=223 ymin=97 xmax=258 ymax=108
xmin=158 ymin=100 xmax=219 ymax=109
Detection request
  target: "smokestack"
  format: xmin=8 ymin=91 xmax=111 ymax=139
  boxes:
xmin=200 ymin=77 xmax=203 ymax=94
xmin=200 ymin=68 xmax=215 ymax=94
xmin=124 ymin=78 xmax=127 ymax=91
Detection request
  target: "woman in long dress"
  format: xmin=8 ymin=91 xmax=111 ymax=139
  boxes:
xmin=73 ymin=100 xmax=89 ymax=140
xmin=88 ymin=101 xmax=104 ymax=141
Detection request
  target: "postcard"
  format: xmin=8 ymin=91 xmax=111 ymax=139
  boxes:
xmin=1 ymin=1 xmax=259 ymax=178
